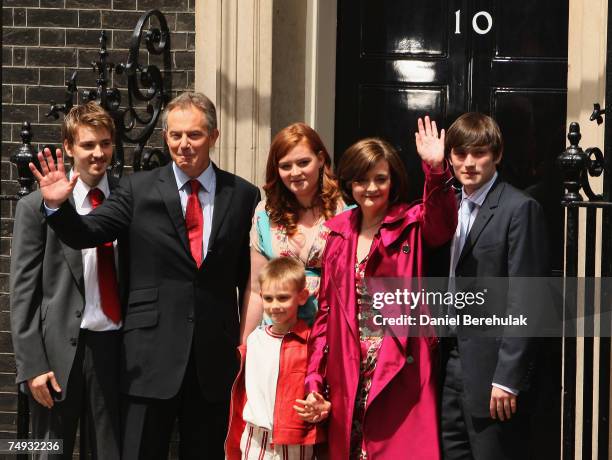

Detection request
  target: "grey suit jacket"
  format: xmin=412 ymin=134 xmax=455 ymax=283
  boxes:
xmin=10 ymin=178 xmax=121 ymax=401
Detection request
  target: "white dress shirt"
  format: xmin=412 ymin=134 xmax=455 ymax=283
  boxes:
xmin=71 ymin=173 xmax=121 ymax=331
xmin=172 ymin=161 xmax=216 ymax=262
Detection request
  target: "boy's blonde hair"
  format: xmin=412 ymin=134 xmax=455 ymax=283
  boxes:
xmin=62 ymin=102 xmax=115 ymax=146
xmin=258 ymin=257 xmax=306 ymax=292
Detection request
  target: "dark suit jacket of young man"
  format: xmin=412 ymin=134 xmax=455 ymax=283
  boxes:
xmin=10 ymin=176 xmax=125 ymax=399
xmin=450 ymin=178 xmax=550 ymax=418
xmin=45 ymin=162 xmax=259 ymax=402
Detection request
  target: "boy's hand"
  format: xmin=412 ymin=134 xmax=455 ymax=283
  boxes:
xmin=490 ymin=386 xmax=517 ymax=421
xmin=294 ymin=392 xmax=331 ymax=423
xmin=29 ymin=148 xmax=78 ymax=209
xmin=28 ymin=371 xmax=62 ymax=409
xmin=415 ymin=115 xmax=445 ymax=171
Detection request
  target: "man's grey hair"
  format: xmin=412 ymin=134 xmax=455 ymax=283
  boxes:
xmin=161 ymin=92 xmax=217 ymax=133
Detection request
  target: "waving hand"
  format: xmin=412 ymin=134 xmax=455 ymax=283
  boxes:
xmin=415 ymin=116 xmax=445 ymax=171
xmin=29 ymin=148 xmax=78 ymax=209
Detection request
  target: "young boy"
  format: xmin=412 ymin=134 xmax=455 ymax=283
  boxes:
xmin=10 ymin=102 xmax=122 ymax=458
xmin=226 ymin=257 xmax=328 ymax=460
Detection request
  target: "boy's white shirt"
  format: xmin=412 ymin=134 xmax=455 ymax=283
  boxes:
xmin=242 ymin=326 xmax=284 ymax=432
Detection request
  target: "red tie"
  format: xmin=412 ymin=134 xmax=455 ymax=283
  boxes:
xmin=185 ymin=180 xmax=204 ymax=267
xmin=89 ymin=188 xmax=122 ymax=324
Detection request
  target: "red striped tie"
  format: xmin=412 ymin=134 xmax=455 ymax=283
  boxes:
xmin=89 ymin=188 xmax=121 ymax=324
xmin=185 ymin=180 xmax=204 ymax=267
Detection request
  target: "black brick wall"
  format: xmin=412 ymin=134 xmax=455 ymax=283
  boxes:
xmin=1 ymin=1 xmax=195 ymax=455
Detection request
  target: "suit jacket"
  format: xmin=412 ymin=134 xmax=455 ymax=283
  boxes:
xmin=450 ymin=179 xmax=550 ymax=417
xmin=10 ymin=176 xmax=123 ymax=402
xmin=46 ymin=163 xmax=260 ymax=401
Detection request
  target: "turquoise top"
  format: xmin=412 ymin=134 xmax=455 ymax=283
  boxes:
xmin=251 ymin=200 xmax=351 ymax=325
xmin=254 ymin=207 xmax=320 ymax=324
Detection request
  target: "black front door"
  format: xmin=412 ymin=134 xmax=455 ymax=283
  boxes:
xmin=335 ymin=0 xmax=568 ymax=275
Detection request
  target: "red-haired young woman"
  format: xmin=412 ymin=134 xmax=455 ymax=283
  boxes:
xmin=239 ymin=123 xmax=345 ymax=342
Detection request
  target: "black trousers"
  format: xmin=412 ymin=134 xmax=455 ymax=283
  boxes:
xmin=441 ymin=342 xmax=529 ymax=460
xmin=29 ymin=329 xmax=121 ymax=460
xmin=122 ymin=350 xmax=230 ymax=460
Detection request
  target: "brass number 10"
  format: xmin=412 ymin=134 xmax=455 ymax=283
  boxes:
xmin=455 ymin=10 xmax=493 ymax=35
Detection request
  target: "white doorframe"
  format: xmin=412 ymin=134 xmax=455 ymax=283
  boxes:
xmin=305 ymin=0 xmax=338 ymax=158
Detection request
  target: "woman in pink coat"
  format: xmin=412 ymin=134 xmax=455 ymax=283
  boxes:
xmin=303 ymin=118 xmax=457 ymax=459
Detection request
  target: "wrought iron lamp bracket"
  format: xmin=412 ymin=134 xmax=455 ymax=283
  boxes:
xmin=118 ymin=9 xmax=172 ymax=174
xmin=4 ymin=123 xmax=36 ymax=200
xmin=590 ymin=103 xmax=606 ymax=125
xmin=46 ymin=71 xmax=77 ymax=120
xmin=9 ymin=9 xmax=172 ymax=196
xmin=82 ymin=30 xmax=122 ymax=112
xmin=557 ymin=122 xmax=605 ymax=202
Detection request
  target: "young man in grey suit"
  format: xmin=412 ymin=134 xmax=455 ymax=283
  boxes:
xmin=418 ymin=113 xmax=549 ymax=459
xmin=11 ymin=103 xmax=122 ymax=459
xmin=30 ymin=92 xmax=260 ymax=459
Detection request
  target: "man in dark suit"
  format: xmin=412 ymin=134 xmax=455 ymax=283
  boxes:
xmin=30 ymin=92 xmax=260 ymax=459
xmin=418 ymin=114 xmax=549 ymax=459
xmin=11 ymin=102 xmax=122 ymax=459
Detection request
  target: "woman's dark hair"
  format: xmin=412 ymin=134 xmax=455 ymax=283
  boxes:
xmin=337 ymin=137 xmax=409 ymax=205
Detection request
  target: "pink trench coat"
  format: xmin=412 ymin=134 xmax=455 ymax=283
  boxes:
xmin=305 ymin=162 xmax=457 ymax=459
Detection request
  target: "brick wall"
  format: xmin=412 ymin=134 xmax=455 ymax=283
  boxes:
xmin=1 ymin=0 xmax=195 ymax=453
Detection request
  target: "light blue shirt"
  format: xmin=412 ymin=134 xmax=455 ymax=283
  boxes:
xmin=460 ymin=170 xmax=498 ymax=214
xmin=172 ymin=162 xmax=216 ymax=262
xmin=449 ymin=172 xmax=498 ymax=277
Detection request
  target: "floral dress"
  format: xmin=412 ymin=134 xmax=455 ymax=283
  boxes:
xmin=250 ymin=200 xmax=346 ymax=324
xmin=349 ymin=237 xmax=384 ymax=460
